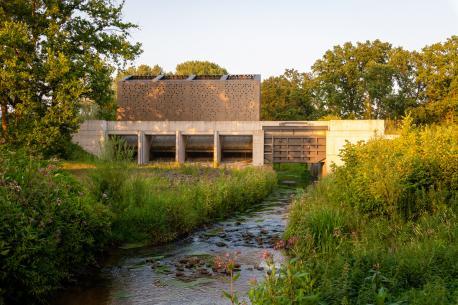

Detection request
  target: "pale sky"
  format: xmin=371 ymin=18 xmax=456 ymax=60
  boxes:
xmin=122 ymin=0 xmax=458 ymax=79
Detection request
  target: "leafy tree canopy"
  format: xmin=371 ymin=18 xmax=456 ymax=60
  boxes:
xmin=0 ymin=0 xmax=141 ymax=156
xmin=417 ymin=36 xmax=458 ymax=103
xmin=264 ymin=37 xmax=457 ymax=124
xmin=112 ymin=64 xmax=163 ymax=97
xmin=175 ymin=60 xmax=228 ymax=75
xmin=261 ymin=69 xmax=318 ymax=120
xmin=312 ymin=40 xmax=418 ymax=119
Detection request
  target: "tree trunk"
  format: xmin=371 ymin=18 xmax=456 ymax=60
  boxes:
xmin=1 ymin=102 xmax=7 ymax=138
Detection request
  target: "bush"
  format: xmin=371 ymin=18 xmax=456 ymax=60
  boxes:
xmin=335 ymin=121 xmax=457 ymax=220
xmin=252 ymin=123 xmax=458 ymax=305
xmin=0 ymin=148 xmax=111 ymax=304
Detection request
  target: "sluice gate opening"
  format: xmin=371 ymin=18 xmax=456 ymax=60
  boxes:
xmin=220 ymin=135 xmax=253 ymax=162
xmin=184 ymin=135 xmax=214 ymax=162
xmin=148 ymin=135 xmax=176 ymax=162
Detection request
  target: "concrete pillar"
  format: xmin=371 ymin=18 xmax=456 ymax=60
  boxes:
xmin=137 ymin=131 xmax=144 ymax=165
xmin=252 ymin=130 xmax=264 ymax=166
xmin=214 ymin=131 xmax=221 ymax=167
xmin=176 ymin=131 xmax=185 ymax=164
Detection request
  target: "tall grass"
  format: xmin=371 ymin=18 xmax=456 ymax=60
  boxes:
xmin=251 ymin=122 xmax=458 ymax=305
xmin=87 ymin=163 xmax=277 ymax=244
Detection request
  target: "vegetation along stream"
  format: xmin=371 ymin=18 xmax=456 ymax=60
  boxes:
xmin=53 ymin=164 xmax=309 ymax=305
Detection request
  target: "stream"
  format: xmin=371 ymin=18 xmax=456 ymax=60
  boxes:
xmin=54 ymin=179 xmax=300 ymax=305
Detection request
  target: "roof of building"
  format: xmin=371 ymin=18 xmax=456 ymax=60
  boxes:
xmin=122 ymin=74 xmax=261 ymax=81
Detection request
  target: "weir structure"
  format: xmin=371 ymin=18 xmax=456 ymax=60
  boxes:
xmin=73 ymin=74 xmax=385 ymax=175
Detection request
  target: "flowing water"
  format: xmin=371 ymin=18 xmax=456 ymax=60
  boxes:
xmin=54 ymin=179 xmax=301 ymax=305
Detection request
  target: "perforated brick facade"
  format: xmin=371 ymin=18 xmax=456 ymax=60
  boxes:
xmin=116 ymin=75 xmax=261 ymax=121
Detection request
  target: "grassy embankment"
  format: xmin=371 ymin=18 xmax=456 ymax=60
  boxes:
xmin=250 ymin=122 xmax=458 ymax=305
xmin=0 ymin=144 xmax=276 ymax=304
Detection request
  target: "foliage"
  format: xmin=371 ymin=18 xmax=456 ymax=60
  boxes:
xmin=334 ymin=122 xmax=457 ymax=219
xmin=251 ymin=124 xmax=458 ymax=304
xmin=0 ymin=148 xmax=111 ymax=304
xmin=416 ymin=36 xmax=458 ymax=103
xmin=312 ymin=40 xmax=418 ymax=119
xmin=0 ymin=0 xmax=141 ymax=156
xmin=262 ymin=36 xmax=457 ymax=124
xmin=86 ymin=165 xmax=277 ymax=243
xmin=250 ymin=255 xmax=319 ymax=305
xmin=175 ymin=60 xmax=228 ymax=75
xmin=261 ymin=69 xmax=319 ymax=120
xmin=112 ymin=64 xmax=164 ymax=101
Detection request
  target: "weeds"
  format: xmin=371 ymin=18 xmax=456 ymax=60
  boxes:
xmin=251 ymin=122 xmax=458 ymax=304
xmin=87 ymin=165 xmax=277 ymax=244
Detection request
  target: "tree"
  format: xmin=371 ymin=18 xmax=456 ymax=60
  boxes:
xmin=0 ymin=0 xmax=141 ymax=156
xmin=112 ymin=64 xmax=164 ymax=106
xmin=0 ymin=20 xmax=33 ymax=141
xmin=411 ymin=36 xmax=458 ymax=124
xmin=116 ymin=64 xmax=164 ymax=79
xmin=261 ymin=69 xmax=318 ymax=120
xmin=416 ymin=36 xmax=458 ymax=102
xmin=175 ymin=60 xmax=228 ymax=75
xmin=312 ymin=40 xmax=419 ymax=119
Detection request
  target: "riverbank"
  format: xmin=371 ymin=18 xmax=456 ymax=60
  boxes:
xmin=0 ymin=152 xmax=276 ymax=305
xmin=250 ymin=123 xmax=458 ymax=304
xmin=84 ymin=163 xmax=277 ymax=244
xmin=53 ymin=177 xmax=300 ymax=305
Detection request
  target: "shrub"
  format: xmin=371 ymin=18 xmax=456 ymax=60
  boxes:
xmin=0 ymin=148 xmax=111 ymax=304
xmin=335 ymin=122 xmax=457 ymax=220
xmin=252 ymin=123 xmax=458 ymax=304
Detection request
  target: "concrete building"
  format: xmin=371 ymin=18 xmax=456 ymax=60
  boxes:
xmin=73 ymin=74 xmax=386 ymax=174
xmin=117 ymin=74 xmax=261 ymax=121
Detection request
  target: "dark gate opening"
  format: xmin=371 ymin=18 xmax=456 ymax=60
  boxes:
xmin=149 ymin=135 xmax=176 ymax=162
xmin=221 ymin=135 xmax=253 ymax=162
xmin=185 ymin=135 xmax=214 ymax=162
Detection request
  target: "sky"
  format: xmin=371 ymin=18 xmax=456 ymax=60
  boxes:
xmin=122 ymin=0 xmax=458 ymax=79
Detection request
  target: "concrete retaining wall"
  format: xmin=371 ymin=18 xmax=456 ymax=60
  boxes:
xmin=72 ymin=120 xmax=385 ymax=174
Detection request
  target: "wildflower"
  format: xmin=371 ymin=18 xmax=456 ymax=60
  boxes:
xmin=287 ymin=236 xmax=299 ymax=247
xmin=261 ymin=250 xmax=272 ymax=260
xmin=274 ymin=239 xmax=286 ymax=250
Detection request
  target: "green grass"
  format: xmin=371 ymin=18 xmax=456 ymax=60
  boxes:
xmin=273 ymin=163 xmax=312 ymax=188
xmin=0 ymin=142 xmax=277 ymax=304
xmin=86 ymin=163 xmax=277 ymax=244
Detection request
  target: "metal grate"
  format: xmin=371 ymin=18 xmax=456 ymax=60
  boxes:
xmin=264 ymin=128 xmax=326 ymax=164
